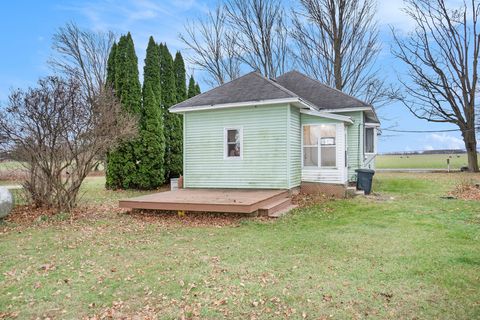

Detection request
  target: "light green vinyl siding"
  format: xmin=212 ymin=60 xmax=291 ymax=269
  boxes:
xmin=288 ymin=105 xmax=301 ymax=188
xmin=184 ymin=104 xmax=289 ymax=189
xmin=338 ymin=111 xmax=364 ymax=181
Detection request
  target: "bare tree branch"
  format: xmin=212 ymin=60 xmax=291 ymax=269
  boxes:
xmin=49 ymin=22 xmax=115 ymax=103
xmin=179 ymin=6 xmax=241 ymax=86
xmin=225 ymin=0 xmax=290 ymax=78
xmin=291 ymin=0 xmax=392 ymax=107
xmin=392 ymin=0 xmax=479 ymax=172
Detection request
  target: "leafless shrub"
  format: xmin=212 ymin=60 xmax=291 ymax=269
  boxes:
xmin=0 ymin=77 xmax=136 ymax=212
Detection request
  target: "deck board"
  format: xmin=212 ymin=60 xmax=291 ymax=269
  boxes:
xmin=119 ymin=188 xmax=289 ymax=213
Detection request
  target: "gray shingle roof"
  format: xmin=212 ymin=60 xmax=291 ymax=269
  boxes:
xmin=170 ymin=70 xmax=371 ymax=111
xmin=275 ymin=70 xmax=370 ymax=110
xmin=170 ymin=72 xmax=297 ymax=111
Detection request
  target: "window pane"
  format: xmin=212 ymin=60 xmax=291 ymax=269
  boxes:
xmin=321 ymin=146 xmax=336 ymax=166
xmin=228 ymin=143 xmax=241 ymax=157
xmin=320 ymin=125 xmax=336 ymax=140
xmin=303 ymin=126 xmax=321 ymax=145
xmin=365 ymin=128 xmax=374 ymax=153
xmin=303 ymin=147 xmax=318 ymax=166
xmin=227 ymin=129 xmax=239 ymax=143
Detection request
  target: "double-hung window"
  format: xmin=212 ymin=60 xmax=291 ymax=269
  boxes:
xmin=224 ymin=127 xmax=242 ymax=159
xmin=303 ymin=124 xmax=337 ymax=167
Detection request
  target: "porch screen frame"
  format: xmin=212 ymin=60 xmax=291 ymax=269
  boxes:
xmin=302 ymin=123 xmax=338 ymax=169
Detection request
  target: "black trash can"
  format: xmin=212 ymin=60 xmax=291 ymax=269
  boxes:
xmin=355 ymin=169 xmax=375 ymax=195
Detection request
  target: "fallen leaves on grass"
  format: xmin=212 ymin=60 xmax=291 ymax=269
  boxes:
xmin=1 ymin=203 xmax=271 ymax=232
xmin=0 ymin=311 xmax=19 ymax=319
xmin=2 ymin=203 xmax=125 ymax=226
xmin=126 ymin=209 xmax=269 ymax=227
xmin=450 ymin=181 xmax=480 ymax=200
xmin=84 ymin=301 xmax=158 ymax=320
xmin=291 ymin=192 xmax=331 ymax=208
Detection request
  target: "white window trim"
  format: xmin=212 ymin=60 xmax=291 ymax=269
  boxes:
xmin=301 ymin=123 xmax=338 ymax=169
xmin=224 ymin=127 xmax=243 ymax=160
xmin=364 ymin=125 xmax=377 ymax=155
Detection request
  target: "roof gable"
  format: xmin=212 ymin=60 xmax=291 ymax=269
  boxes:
xmin=170 ymin=72 xmax=297 ymax=111
xmin=275 ymin=70 xmax=370 ymax=110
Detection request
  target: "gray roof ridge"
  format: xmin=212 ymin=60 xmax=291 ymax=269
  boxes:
xmin=170 ymin=71 xmax=259 ymax=110
xmin=279 ymin=70 xmax=372 ymax=108
xmin=252 ymin=72 xmax=298 ymax=99
xmin=170 ymin=71 xmax=298 ymax=111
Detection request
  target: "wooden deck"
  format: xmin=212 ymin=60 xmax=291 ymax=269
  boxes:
xmin=119 ymin=188 xmax=290 ymax=213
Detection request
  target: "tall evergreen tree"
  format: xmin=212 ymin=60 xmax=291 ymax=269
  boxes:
xmin=195 ymin=83 xmax=201 ymax=95
xmin=173 ymin=51 xmax=187 ymax=103
xmin=159 ymin=43 xmax=182 ymax=179
xmin=134 ymin=36 xmax=166 ymax=188
xmin=187 ymin=75 xmax=197 ymax=99
xmin=115 ymin=33 xmax=142 ymax=115
xmin=106 ymin=42 xmax=117 ymax=87
xmin=105 ymin=33 xmax=142 ymax=189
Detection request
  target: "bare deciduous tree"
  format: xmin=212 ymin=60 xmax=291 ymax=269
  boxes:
xmin=0 ymin=77 xmax=136 ymax=212
xmin=180 ymin=0 xmax=290 ymax=83
xmin=392 ymin=0 xmax=479 ymax=172
xmin=225 ymin=0 xmax=290 ymax=78
xmin=179 ymin=6 xmax=241 ymax=86
xmin=291 ymin=0 xmax=389 ymax=106
xmin=49 ymin=22 xmax=115 ymax=103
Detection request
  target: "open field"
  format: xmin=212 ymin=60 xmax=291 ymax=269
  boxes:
xmin=376 ymin=153 xmax=479 ymax=169
xmin=1 ymin=173 xmax=480 ymax=319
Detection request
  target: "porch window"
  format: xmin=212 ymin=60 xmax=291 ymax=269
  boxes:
xmin=303 ymin=124 xmax=337 ymax=167
xmin=224 ymin=127 xmax=242 ymax=159
xmin=365 ymin=127 xmax=375 ymax=154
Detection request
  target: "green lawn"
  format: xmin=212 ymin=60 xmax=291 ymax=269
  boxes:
xmin=1 ymin=173 xmax=479 ymax=319
xmin=376 ymin=153 xmax=479 ymax=169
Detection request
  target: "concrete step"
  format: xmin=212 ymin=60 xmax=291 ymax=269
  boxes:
xmin=258 ymin=197 xmax=291 ymax=216
xmin=268 ymin=204 xmax=298 ymax=218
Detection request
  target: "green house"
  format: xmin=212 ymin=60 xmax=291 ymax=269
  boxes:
xmin=170 ymin=71 xmax=380 ymax=193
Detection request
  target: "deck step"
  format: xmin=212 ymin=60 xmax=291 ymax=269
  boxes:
xmin=268 ymin=204 xmax=298 ymax=218
xmin=258 ymin=197 xmax=291 ymax=216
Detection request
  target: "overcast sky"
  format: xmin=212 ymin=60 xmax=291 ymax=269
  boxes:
xmin=0 ymin=0 xmax=469 ymax=153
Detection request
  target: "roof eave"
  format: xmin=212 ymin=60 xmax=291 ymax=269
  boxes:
xmin=169 ymin=97 xmax=302 ymax=113
xmin=300 ymin=109 xmax=354 ymax=124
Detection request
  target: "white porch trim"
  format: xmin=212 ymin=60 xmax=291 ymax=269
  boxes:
xmin=300 ymin=109 xmax=353 ymax=124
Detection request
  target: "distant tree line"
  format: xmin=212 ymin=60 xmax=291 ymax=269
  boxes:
xmin=105 ymin=34 xmax=200 ymax=190
xmin=382 ymin=149 xmax=468 ymax=156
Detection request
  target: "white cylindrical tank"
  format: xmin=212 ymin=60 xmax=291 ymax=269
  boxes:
xmin=0 ymin=187 xmax=13 ymax=219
